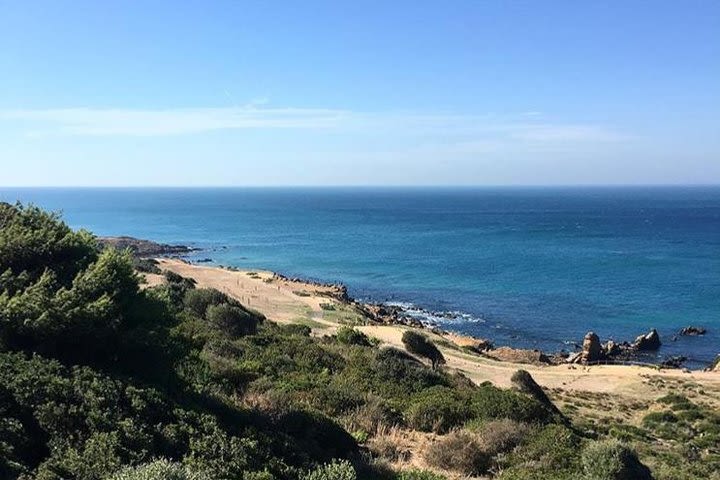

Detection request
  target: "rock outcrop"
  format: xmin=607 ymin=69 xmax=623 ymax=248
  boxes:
xmin=581 ymin=332 xmax=604 ymax=362
xmin=99 ymin=236 xmax=197 ymax=257
xmin=486 ymin=347 xmax=551 ymax=365
xmin=679 ymin=326 xmax=706 ymax=336
xmin=633 ymin=329 xmax=662 ymax=351
xmin=660 ymin=356 xmax=687 ymax=369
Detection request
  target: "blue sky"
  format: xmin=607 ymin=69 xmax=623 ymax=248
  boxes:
xmin=1 ymin=1 xmax=718 ymax=186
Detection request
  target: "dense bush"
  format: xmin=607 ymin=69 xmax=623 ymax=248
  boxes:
xmin=424 ymin=430 xmax=490 ymax=477
xmin=108 ymin=459 xmax=210 ymax=480
xmin=132 ymin=258 xmax=161 ymax=274
xmin=406 ymin=386 xmax=470 ymax=433
xmin=301 ymin=459 xmax=356 ymax=480
xmin=401 ymin=331 xmax=445 ymax=369
xmin=183 ymin=288 xmax=228 ymax=317
xmin=396 ymin=470 xmax=446 ymax=480
xmin=581 ymin=440 xmax=652 ymax=480
xmin=475 ymin=419 xmax=530 ymax=456
xmin=498 ymin=424 xmax=583 ymax=479
xmin=471 ymin=384 xmax=553 ymax=424
xmin=206 ymin=303 xmax=261 ymax=337
xmin=335 ymin=327 xmax=371 ymax=347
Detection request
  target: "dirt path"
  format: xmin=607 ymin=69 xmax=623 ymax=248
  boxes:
xmin=153 ymin=259 xmax=720 ymax=401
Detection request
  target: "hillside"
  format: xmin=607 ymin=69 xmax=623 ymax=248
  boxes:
xmin=1 ymin=203 xmax=718 ymax=480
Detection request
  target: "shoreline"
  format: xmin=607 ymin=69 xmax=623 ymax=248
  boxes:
xmin=108 ymin=236 xmax=717 ymax=370
xmin=146 ymin=257 xmax=720 ymax=400
xmin=179 ymin=253 xmax=717 ymax=371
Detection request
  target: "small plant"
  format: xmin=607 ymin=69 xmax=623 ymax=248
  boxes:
xmin=301 ymin=459 xmax=357 ymax=480
xmin=109 ymin=459 xmax=210 ymax=480
xmin=581 ymin=439 xmax=652 ymax=480
xmin=397 ymin=469 xmax=446 ymax=480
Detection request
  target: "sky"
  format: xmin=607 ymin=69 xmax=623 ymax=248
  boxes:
xmin=0 ymin=0 xmax=719 ymax=186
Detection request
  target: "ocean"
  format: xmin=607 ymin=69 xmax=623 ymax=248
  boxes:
xmin=2 ymin=186 xmax=718 ymax=368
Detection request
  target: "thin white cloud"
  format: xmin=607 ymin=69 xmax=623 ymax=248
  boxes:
xmin=0 ymin=106 xmax=628 ymax=146
xmin=1 ymin=107 xmax=348 ymax=136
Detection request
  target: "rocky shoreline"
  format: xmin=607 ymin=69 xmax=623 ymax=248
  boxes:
xmin=125 ymin=238 xmax=715 ymax=372
xmin=261 ymin=270 xmax=716 ymax=370
xmin=98 ymin=236 xmax=200 ymax=257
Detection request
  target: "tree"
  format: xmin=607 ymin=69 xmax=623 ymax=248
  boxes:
xmin=401 ymin=331 xmax=445 ymax=370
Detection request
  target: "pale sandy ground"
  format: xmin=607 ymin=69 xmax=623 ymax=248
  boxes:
xmin=152 ymin=259 xmax=720 ymax=403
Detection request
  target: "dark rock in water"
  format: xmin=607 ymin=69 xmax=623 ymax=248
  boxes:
xmin=633 ymin=329 xmax=661 ymax=351
xmin=661 ymin=356 xmax=687 ymax=369
xmin=679 ymin=326 xmax=706 ymax=336
xmin=196 ymin=258 xmax=214 ymax=263
xmin=99 ymin=236 xmax=198 ymax=257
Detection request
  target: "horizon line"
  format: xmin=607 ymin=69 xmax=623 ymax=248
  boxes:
xmin=1 ymin=183 xmax=720 ymax=189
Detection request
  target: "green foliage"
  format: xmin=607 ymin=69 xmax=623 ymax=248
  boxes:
xmin=499 ymin=424 xmax=584 ymax=479
xmin=401 ymin=331 xmax=445 ymax=369
xmin=0 ymin=352 xmax=285 ymax=480
xmin=396 ymin=470 xmax=446 ymax=480
xmin=0 ymin=202 xmax=97 ymax=290
xmin=581 ymin=440 xmax=652 ymax=480
xmin=471 ymin=384 xmax=554 ymax=424
xmin=133 ymin=258 xmax=161 ymax=274
xmin=0 ymin=204 xmax=656 ymax=480
xmin=206 ymin=303 xmax=260 ymax=337
xmin=406 ymin=386 xmax=470 ymax=433
xmin=108 ymin=459 xmax=210 ymax=480
xmin=335 ymin=327 xmax=371 ymax=346
xmin=301 ymin=459 xmax=356 ymax=480
xmin=183 ymin=288 xmax=228 ymax=317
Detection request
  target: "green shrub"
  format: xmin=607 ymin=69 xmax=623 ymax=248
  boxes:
xmin=302 ymin=459 xmax=357 ymax=480
xmin=503 ymin=424 xmax=582 ymax=473
xmin=280 ymin=324 xmax=312 ymax=336
xmin=471 ymin=385 xmax=552 ymax=424
xmin=133 ymin=258 xmax=161 ymax=274
xmin=206 ymin=303 xmax=261 ymax=337
xmin=642 ymin=411 xmax=678 ymax=426
xmin=401 ymin=331 xmax=445 ymax=369
xmin=396 ymin=469 xmax=446 ymax=480
xmin=336 ymin=327 xmax=371 ymax=347
xmin=406 ymin=386 xmax=470 ymax=433
xmin=423 ymin=430 xmax=490 ymax=476
xmin=581 ymin=440 xmax=652 ymax=480
xmin=275 ymin=409 xmax=358 ymax=462
xmin=183 ymin=288 xmax=228 ymax=317
xmin=107 ymin=459 xmax=210 ymax=480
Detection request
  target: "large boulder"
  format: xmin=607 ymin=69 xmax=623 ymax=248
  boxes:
xmin=633 ymin=329 xmax=662 ymax=351
xmin=581 ymin=332 xmax=604 ymax=363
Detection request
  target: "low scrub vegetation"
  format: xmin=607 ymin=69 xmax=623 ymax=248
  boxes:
xmin=0 ymin=203 xmax=664 ymax=479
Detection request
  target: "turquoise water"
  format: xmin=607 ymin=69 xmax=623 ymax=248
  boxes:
xmin=2 ymin=187 xmax=719 ymax=367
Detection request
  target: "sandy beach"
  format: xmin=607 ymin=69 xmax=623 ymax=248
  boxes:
xmin=152 ymin=258 xmax=720 ymax=407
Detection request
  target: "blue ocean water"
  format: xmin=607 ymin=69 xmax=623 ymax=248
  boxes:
xmin=2 ymin=187 xmax=719 ymax=367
